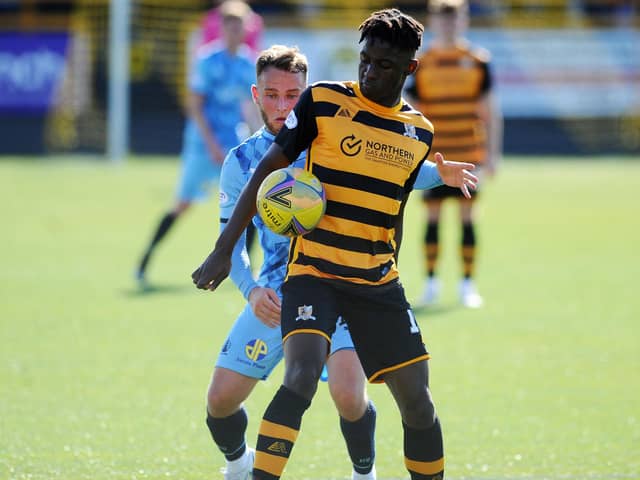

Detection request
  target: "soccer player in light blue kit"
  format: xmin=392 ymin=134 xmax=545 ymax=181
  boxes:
xmin=205 ymin=45 xmax=377 ymax=480
xmin=136 ymin=1 xmax=259 ymax=284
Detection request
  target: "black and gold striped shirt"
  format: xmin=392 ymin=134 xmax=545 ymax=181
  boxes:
xmin=407 ymin=42 xmax=492 ymax=164
xmin=275 ymin=81 xmax=434 ymax=288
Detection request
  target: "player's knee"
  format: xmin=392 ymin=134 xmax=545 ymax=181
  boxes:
xmin=284 ymin=359 xmax=322 ymax=399
xmin=330 ymin=385 xmax=367 ymax=421
xmin=399 ymin=393 xmax=437 ymax=429
xmin=206 ymin=383 xmax=240 ymax=417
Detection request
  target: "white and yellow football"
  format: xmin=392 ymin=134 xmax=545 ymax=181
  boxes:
xmin=256 ymin=167 xmax=326 ymax=237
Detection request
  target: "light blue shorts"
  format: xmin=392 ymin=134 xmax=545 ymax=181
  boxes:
xmin=215 ymin=304 xmax=354 ymax=380
xmin=176 ymin=146 xmax=220 ymax=202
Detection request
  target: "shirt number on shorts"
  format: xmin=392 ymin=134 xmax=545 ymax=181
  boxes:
xmin=407 ymin=309 xmax=420 ymax=334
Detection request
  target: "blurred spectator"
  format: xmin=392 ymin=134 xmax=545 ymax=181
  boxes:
xmin=199 ymin=0 xmax=263 ymax=54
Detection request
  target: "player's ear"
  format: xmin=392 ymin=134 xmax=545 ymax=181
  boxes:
xmin=407 ymin=59 xmax=419 ymax=75
xmin=251 ymin=84 xmax=259 ymax=104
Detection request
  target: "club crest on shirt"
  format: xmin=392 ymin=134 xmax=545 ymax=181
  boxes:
xmin=403 ymin=123 xmax=419 ymax=140
xmin=285 ymin=110 xmax=298 ymax=129
xmin=295 ymin=305 xmax=316 ymax=321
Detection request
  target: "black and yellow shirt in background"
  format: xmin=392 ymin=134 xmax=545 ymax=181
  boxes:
xmin=275 ymin=80 xmax=434 ymax=288
xmin=407 ymin=42 xmax=492 ymax=164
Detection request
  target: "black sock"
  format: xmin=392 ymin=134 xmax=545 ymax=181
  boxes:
xmin=403 ymin=417 xmax=444 ymax=480
xmin=424 ymin=221 xmax=439 ymax=277
xmin=340 ymin=401 xmax=376 ymax=474
xmin=461 ymin=222 xmax=476 ymax=279
xmin=254 ymin=385 xmax=311 ymax=479
xmin=138 ymin=212 xmax=176 ymax=273
xmin=206 ymin=408 xmax=248 ymax=461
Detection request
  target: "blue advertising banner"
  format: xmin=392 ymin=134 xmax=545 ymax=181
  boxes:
xmin=0 ymin=33 xmax=69 ymax=112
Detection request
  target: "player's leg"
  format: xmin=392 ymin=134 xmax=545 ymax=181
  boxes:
xmin=458 ymin=196 xmax=483 ymax=308
xmin=253 ymin=277 xmax=337 ymax=480
xmin=344 ymin=291 xmax=443 ymax=480
xmin=420 ymin=191 xmax=444 ymax=305
xmin=385 ymin=361 xmax=444 ymax=480
xmin=208 ymin=303 xmax=284 ymax=479
xmin=206 ymin=367 xmax=258 ymax=479
xmin=136 ymin=200 xmax=190 ymax=282
xmin=327 ymin=320 xmax=376 ymax=479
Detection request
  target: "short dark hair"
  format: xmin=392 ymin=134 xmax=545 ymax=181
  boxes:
xmin=358 ymin=8 xmax=424 ymax=53
xmin=256 ymin=45 xmax=309 ymax=79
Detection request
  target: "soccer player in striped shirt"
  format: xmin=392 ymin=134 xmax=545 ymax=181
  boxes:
xmin=193 ymin=9 xmax=478 ymax=479
xmin=205 ymin=45 xmax=377 ymax=480
xmin=405 ymin=0 xmax=503 ymax=308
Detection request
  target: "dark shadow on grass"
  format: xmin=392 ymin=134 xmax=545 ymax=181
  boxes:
xmin=121 ymin=283 xmax=194 ymax=297
xmin=412 ymin=302 xmax=460 ymax=317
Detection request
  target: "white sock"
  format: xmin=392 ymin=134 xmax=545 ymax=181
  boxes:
xmin=225 ymin=448 xmax=250 ymax=473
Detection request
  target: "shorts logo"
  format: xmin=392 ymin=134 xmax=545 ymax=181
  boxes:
xmin=285 ymin=110 xmax=298 ymax=129
xmin=221 ymin=339 xmax=231 ymax=355
xmin=245 ymin=339 xmax=268 ymax=361
xmin=219 ymin=190 xmax=228 ymax=204
xmin=296 ymin=305 xmax=316 ymax=321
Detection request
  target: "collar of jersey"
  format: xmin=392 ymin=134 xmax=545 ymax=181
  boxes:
xmin=260 ymin=126 xmax=276 ymax=141
xmin=353 ymin=81 xmax=403 ymax=114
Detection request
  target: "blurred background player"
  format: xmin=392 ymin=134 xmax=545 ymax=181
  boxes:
xmin=198 ymin=0 xmax=264 ymax=55
xmin=405 ymin=0 xmax=503 ymax=308
xmin=207 ymin=45 xmax=377 ymax=480
xmin=135 ymin=0 xmax=260 ymax=285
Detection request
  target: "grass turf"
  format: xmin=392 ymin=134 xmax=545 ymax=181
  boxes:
xmin=1 ymin=156 xmax=638 ymax=479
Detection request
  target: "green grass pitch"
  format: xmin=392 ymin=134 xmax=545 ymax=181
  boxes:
xmin=1 ymin=156 xmax=638 ymax=479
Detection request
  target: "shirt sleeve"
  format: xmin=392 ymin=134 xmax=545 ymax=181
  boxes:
xmin=413 ymin=160 xmax=444 ymax=190
xmin=219 ymin=150 xmax=258 ymax=300
xmin=274 ymin=86 xmax=318 ymax=163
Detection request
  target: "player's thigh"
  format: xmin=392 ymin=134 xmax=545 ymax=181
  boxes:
xmin=207 ymin=366 xmax=259 ymax=416
xmin=345 ymin=300 xmax=429 ymax=384
xmin=281 ymin=276 xmax=340 ymax=345
xmin=215 ymin=303 xmax=284 ymax=380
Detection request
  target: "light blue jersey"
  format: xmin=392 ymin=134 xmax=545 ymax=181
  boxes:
xmin=216 ymin=127 xmax=354 ymax=380
xmin=178 ymin=42 xmax=255 ymax=202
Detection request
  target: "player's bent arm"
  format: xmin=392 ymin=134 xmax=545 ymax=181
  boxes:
xmin=414 ymin=160 xmax=444 ymax=190
xmin=224 ymin=223 xmax=258 ymax=300
xmin=215 ymin=143 xmax=290 ymax=255
xmin=192 ymin=144 xmax=290 ymax=291
xmin=187 ymin=91 xmax=223 ymax=163
xmin=219 ymin=152 xmax=258 ymax=298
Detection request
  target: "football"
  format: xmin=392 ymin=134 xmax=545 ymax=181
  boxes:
xmin=256 ymin=167 xmax=326 ymax=237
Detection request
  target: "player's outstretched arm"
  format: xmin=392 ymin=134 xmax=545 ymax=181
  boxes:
xmin=434 ymin=152 xmax=478 ymax=199
xmin=192 ymin=144 xmax=290 ymax=291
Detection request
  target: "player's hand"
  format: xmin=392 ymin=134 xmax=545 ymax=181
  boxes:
xmin=191 ymin=249 xmax=231 ymax=291
xmin=434 ymin=152 xmax=478 ymax=199
xmin=248 ymin=287 xmax=281 ymax=328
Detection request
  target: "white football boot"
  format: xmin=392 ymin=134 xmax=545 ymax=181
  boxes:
xmin=221 ymin=448 xmax=254 ymax=480
xmin=460 ymin=278 xmax=483 ymax=308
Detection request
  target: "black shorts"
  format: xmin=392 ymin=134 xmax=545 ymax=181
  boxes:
xmin=281 ymin=275 xmax=430 ymax=383
xmin=422 ymin=184 xmax=479 ymax=201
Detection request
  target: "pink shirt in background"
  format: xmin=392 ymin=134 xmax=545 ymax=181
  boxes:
xmin=199 ymin=7 xmax=264 ymax=54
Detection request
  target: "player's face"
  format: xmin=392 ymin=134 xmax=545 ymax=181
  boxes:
xmin=222 ymin=16 xmax=245 ymax=49
xmin=430 ymin=10 xmax=468 ymax=44
xmin=358 ymin=37 xmax=417 ymax=107
xmin=252 ymin=66 xmax=307 ymax=135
